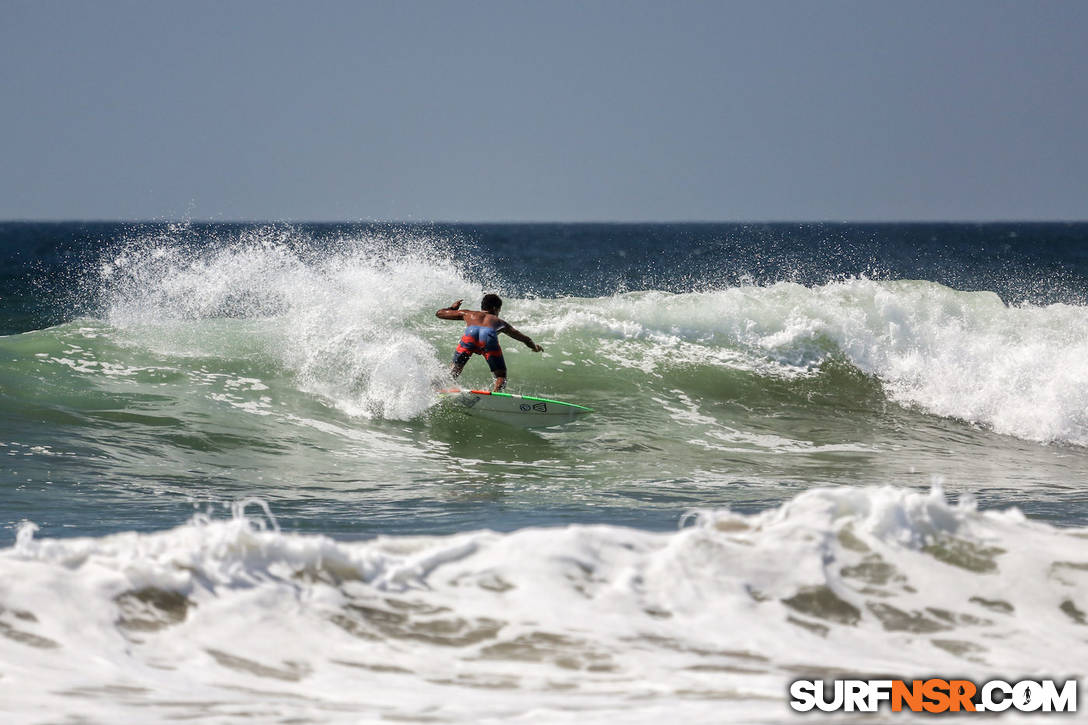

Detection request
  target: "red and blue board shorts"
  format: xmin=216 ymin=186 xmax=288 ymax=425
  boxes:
xmin=453 ymin=325 xmax=506 ymax=373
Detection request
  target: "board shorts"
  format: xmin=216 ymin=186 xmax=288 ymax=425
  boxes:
xmin=453 ymin=325 xmax=506 ymax=373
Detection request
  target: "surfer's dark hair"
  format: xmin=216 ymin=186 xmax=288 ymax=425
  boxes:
xmin=481 ymin=294 xmax=502 ymax=313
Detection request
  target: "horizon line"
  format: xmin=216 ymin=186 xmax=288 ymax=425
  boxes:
xmin=3 ymin=217 xmax=1087 ymax=225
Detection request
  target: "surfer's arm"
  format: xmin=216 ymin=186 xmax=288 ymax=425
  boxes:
xmin=501 ymin=324 xmax=543 ymax=352
xmin=436 ymin=300 xmax=465 ymax=320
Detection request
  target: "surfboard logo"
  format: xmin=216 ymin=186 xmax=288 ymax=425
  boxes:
xmin=520 ymin=404 xmax=531 ymax=411
xmin=533 ymin=403 xmax=547 ymax=412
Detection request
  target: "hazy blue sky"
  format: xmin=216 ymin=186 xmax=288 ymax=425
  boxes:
xmin=2 ymin=0 xmax=1086 ymax=221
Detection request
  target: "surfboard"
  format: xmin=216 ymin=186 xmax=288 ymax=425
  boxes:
xmin=438 ymin=389 xmax=593 ymax=428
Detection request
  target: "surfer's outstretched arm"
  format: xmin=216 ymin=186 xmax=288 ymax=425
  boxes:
xmin=501 ymin=324 xmax=543 ymax=352
xmin=436 ymin=300 xmax=466 ymax=320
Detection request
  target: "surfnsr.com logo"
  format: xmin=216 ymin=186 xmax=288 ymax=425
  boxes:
xmin=789 ymin=679 xmax=1078 ymax=713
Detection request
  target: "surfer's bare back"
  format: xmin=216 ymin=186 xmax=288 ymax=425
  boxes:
xmin=436 ymin=293 xmax=543 ymax=392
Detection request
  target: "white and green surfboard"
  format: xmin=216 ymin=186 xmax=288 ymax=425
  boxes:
xmin=439 ymin=389 xmax=593 ymax=428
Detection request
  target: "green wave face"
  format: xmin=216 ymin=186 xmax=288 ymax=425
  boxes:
xmin=4 ymin=271 xmax=1088 ymax=536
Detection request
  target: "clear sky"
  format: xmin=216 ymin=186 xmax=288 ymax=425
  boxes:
xmin=2 ymin=0 xmax=1086 ymax=222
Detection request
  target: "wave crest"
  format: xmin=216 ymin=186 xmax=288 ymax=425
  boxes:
xmin=534 ymin=280 xmax=1088 ymax=444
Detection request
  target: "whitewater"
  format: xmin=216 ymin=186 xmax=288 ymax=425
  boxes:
xmin=2 ymin=488 xmax=1086 ymax=723
xmin=1 ymin=222 xmax=1087 ymax=722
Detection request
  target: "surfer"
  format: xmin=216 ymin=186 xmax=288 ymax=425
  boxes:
xmin=436 ymin=294 xmax=543 ymax=392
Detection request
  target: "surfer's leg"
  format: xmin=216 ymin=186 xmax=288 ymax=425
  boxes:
xmin=483 ymin=333 xmax=506 ymax=391
xmin=451 ymin=326 xmax=484 ymax=379
xmin=451 ymin=348 xmax=472 ymax=379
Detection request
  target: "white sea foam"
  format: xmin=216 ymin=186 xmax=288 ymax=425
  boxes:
xmin=532 ymin=280 xmax=1088 ymax=445
xmin=99 ymin=229 xmax=476 ymax=421
xmin=0 ymin=487 xmax=1084 ymax=723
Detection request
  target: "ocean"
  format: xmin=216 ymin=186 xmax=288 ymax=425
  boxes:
xmin=1 ymin=221 xmax=1086 ymax=722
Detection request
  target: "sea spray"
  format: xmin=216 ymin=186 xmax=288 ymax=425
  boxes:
xmin=96 ymin=225 xmax=483 ymax=419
